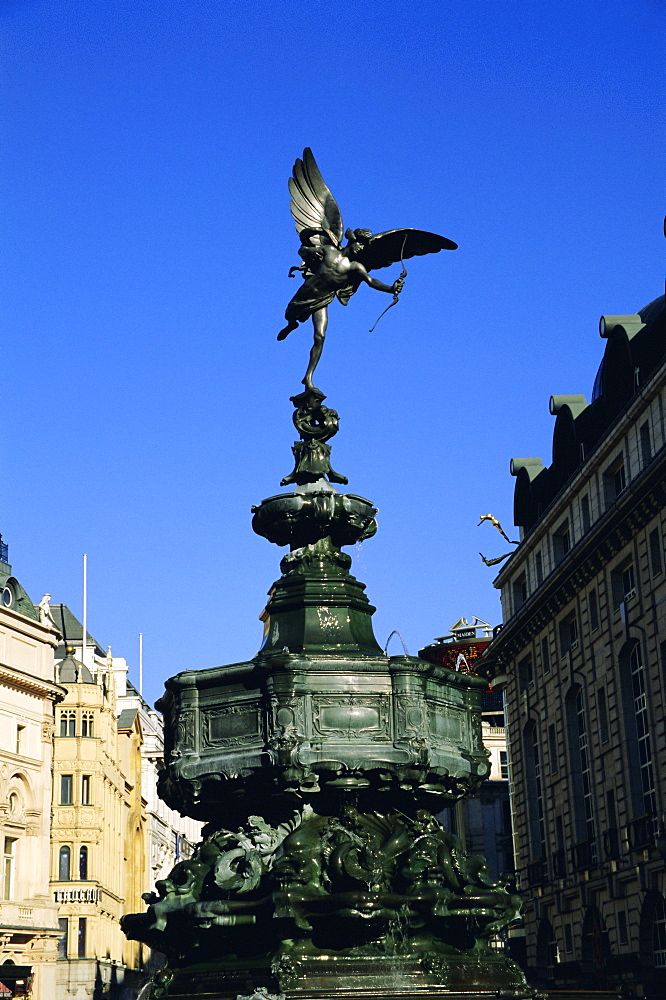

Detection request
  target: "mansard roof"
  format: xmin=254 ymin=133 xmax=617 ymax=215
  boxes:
xmin=511 ymin=294 xmax=665 ymax=533
xmin=49 ymin=603 xmax=105 ymax=657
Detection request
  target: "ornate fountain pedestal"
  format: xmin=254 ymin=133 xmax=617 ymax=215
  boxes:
xmin=122 ymin=389 xmax=532 ymax=1000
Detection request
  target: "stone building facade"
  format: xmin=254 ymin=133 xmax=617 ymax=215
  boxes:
xmin=480 ymin=295 xmax=666 ymax=994
xmin=50 ymin=629 xmax=145 ymax=1000
xmin=0 ymin=542 xmax=63 ymax=999
xmin=49 ymin=606 xmax=200 ymax=999
xmin=111 ymin=662 xmax=201 ymax=908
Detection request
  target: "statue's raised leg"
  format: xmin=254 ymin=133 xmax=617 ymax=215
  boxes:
xmin=302 ymin=308 xmax=327 ymax=388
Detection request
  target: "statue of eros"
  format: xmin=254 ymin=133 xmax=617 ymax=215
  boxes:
xmin=278 ymin=148 xmax=457 ymax=389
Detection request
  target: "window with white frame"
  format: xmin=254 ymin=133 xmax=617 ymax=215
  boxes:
xmin=3 ymin=837 xmax=17 ymax=899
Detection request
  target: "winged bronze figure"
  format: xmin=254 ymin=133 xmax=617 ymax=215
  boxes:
xmin=279 ymin=148 xmax=458 ymax=389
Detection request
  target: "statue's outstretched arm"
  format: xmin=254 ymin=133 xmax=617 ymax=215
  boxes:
xmin=352 ymin=262 xmax=402 ymax=295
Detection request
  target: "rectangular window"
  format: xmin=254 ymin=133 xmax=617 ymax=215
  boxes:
xmin=559 ymin=615 xmax=578 ymax=655
xmin=556 ymin=815 xmax=564 ymax=851
xmin=81 ymin=775 xmax=91 ymax=806
xmin=535 ymin=552 xmax=543 ymax=586
xmin=612 ymin=561 xmax=636 ymax=606
xmin=518 ymin=655 xmax=534 ymax=690
xmin=549 ymin=724 xmax=558 ymax=774
xmin=77 ymin=917 xmax=87 ymax=958
xmin=541 ymin=636 xmax=550 ymax=674
xmin=81 ymin=712 xmax=94 ymax=738
xmin=622 ymin=563 xmax=636 ymax=600
xmin=649 ymin=529 xmax=663 ymax=577
xmin=58 ymin=917 xmax=69 ymax=960
xmin=581 ymin=494 xmax=591 ymax=532
xmin=60 ymin=774 xmax=73 ymax=805
xmin=499 ymin=750 xmax=509 ymax=780
xmin=564 ymin=923 xmax=573 ymax=953
xmin=512 ymin=573 xmax=527 ymax=611
xmin=553 ymin=520 xmax=571 ymax=564
xmin=16 ymin=724 xmax=25 ymax=755
xmin=618 ymin=910 xmax=628 ymax=946
xmin=640 ymin=421 xmax=652 ymax=465
xmin=589 ymin=588 xmax=599 ymax=631
xmin=598 ymin=687 xmax=609 ymax=743
xmin=605 ymin=789 xmax=620 ymax=859
xmin=3 ymin=837 xmax=16 ymax=900
xmin=604 ymin=456 xmax=626 ymax=507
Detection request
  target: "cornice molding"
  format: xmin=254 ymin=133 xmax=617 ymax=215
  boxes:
xmin=494 ymin=364 xmax=666 ymax=587
xmin=0 ymin=662 xmax=66 ymax=701
xmin=0 ymin=605 xmax=60 ymax=646
xmin=482 ymin=451 xmax=666 ymax=672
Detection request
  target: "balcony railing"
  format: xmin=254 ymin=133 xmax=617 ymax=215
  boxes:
xmin=526 ymin=858 xmax=549 ymax=886
xmin=0 ymin=538 xmax=8 ymax=563
xmin=627 ymin=813 xmax=656 ymax=851
xmin=603 ymin=826 xmax=622 ymax=860
xmin=551 ymin=849 xmax=567 ymax=878
xmin=570 ymin=839 xmax=597 ymax=870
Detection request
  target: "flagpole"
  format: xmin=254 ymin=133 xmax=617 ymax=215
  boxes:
xmin=139 ymin=632 xmax=143 ymax=697
xmin=82 ymin=553 xmax=88 ymax=669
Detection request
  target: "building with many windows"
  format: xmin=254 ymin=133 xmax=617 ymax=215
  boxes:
xmin=48 ymin=606 xmax=200 ymax=999
xmin=110 ymin=662 xmax=202 ymax=913
xmin=0 ymin=540 xmax=63 ymax=999
xmin=50 ymin=628 xmax=145 ymax=1000
xmin=480 ymin=295 xmax=666 ymax=994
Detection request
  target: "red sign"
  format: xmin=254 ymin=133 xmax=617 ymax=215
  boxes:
xmin=0 ymin=982 xmax=13 ymax=998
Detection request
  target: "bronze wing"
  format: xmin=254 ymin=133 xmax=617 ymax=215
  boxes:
xmin=355 ymin=229 xmax=457 ymax=272
xmin=288 ymin=148 xmax=344 ymax=246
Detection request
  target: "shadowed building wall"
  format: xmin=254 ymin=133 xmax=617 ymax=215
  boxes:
xmin=480 ymin=295 xmax=666 ymax=995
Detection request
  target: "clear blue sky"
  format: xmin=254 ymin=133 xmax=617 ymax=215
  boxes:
xmin=1 ymin=0 xmax=663 ymax=706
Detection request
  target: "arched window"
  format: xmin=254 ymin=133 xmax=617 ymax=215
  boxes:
xmin=60 ymin=711 xmax=76 ymax=737
xmin=565 ymin=687 xmax=596 ymax=864
xmin=536 ymin=918 xmax=557 ymax=983
xmin=79 ymin=846 xmax=88 ymax=881
xmin=58 ymin=845 xmax=71 ymax=881
xmin=524 ymin=720 xmax=546 ymax=860
xmin=653 ymin=894 xmax=666 ymax=969
xmin=639 ymin=890 xmax=666 ymax=982
xmin=582 ymin=906 xmax=609 ymax=984
xmin=620 ymin=641 xmax=656 ymax=823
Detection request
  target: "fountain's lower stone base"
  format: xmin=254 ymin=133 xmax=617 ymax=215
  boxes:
xmin=164 ymin=990 xmax=527 ymax=1000
xmin=156 ymin=948 xmax=531 ymax=1000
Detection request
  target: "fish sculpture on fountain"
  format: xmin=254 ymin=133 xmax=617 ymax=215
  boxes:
xmin=122 ymin=150 xmax=533 ymax=1000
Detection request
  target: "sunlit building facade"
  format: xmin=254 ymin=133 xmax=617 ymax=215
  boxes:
xmin=0 ymin=542 xmax=62 ymax=999
xmin=50 ymin=622 xmax=145 ymax=1000
xmin=49 ymin=607 xmax=201 ymax=998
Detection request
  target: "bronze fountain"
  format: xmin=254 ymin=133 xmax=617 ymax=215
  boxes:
xmin=122 ymin=149 xmax=531 ymax=1000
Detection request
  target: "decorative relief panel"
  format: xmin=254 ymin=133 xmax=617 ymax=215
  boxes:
xmin=394 ymin=696 xmax=427 ymax=737
xmin=312 ymin=694 xmax=389 ymax=741
xmin=270 ymin=695 xmax=306 ymax=738
xmin=201 ymin=703 xmax=262 ymax=749
xmin=173 ymin=710 xmax=195 ymax=756
xmin=427 ymin=703 xmax=463 ymax=744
